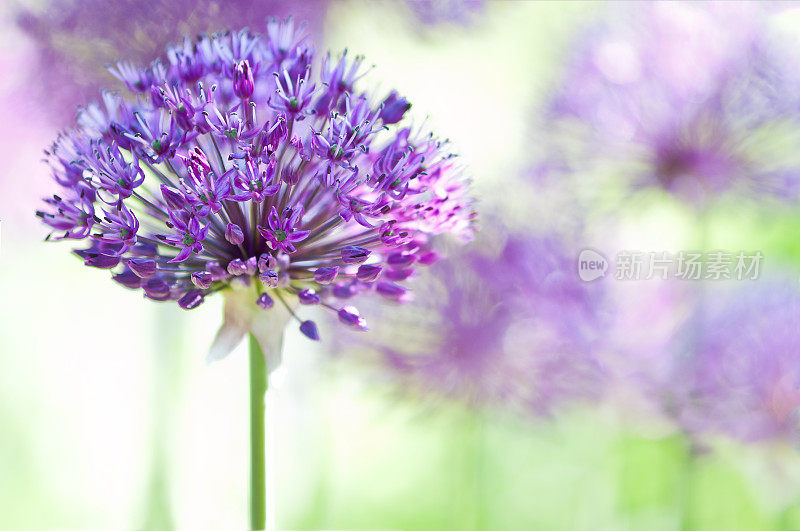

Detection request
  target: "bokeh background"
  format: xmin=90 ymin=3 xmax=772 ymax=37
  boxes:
xmin=4 ymin=1 xmax=800 ymax=530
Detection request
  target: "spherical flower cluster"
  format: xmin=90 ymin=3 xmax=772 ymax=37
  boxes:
xmin=357 ymin=228 xmax=606 ymax=414
xmin=546 ymin=2 xmax=800 ymax=205
xmin=37 ymin=19 xmax=475 ymax=353
xmin=671 ymin=281 xmax=800 ymax=445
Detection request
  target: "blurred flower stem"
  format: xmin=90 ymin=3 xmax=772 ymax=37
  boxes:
xmin=689 ymin=208 xmax=711 ymax=347
xmin=141 ymin=304 xmax=184 ymax=530
xmin=300 ymin=410 xmax=332 ymax=528
xmin=677 ymin=209 xmax=710 ymax=531
xmin=250 ymin=333 xmax=268 ymax=530
xmin=453 ymin=408 xmax=487 ymax=531
xmin=679 ymin=447 xmax=703 ymax=531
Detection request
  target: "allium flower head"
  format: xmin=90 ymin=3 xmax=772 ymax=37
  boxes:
xmin=358 ymin=228 xmax=606 ymax=414
xmin=671 ymin=280 xmax=800 ymax=445
xmin=37 ymin=19 xmax=475 ymax=361
xmin=548 ymin=2 xmax=800 ymax=205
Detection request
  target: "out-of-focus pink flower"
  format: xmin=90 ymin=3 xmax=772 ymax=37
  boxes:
xmin=547 ymin=2 xmax=800 ymax=205
xmin=16 ymin=0 xmax=331 ymax=125
xmin=404 ymin=0 xmax=485 ymax=26
xmin=669 ymin=280 xmax=800 ymax=445
xmin=0 ymin=27 xmax=53 ymax=226
xmin=352 ymin=225 xmax=607 ymax=415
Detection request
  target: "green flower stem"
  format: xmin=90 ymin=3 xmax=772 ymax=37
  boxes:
xmin=249 ymin=333 xmax=268 ymax=530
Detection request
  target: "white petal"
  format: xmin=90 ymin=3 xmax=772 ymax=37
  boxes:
xmin=206 ymin=283 xmax=294 ymax=372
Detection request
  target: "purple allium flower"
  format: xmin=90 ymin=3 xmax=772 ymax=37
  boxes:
xmin=669 ymin=280 xmax=800 ymax=445
xmin=16 ymin=0 xmax=331 ymax=125
xmin=37 ymin=20 xmax=475 ymax=361
xmin=547 ymin=2 xmax=800 ymax=205
xmin=351 ymin=227 xmax=605 ymax=413
xmin=257 ymin=206 xmax=310 ymax=254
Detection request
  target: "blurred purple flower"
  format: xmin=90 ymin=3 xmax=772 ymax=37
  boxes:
xmin=356 ymin=226 xmax=606 ymax=414
xmin=670 ymin=280 xmax=800 ymax=445
xmin=547 ymin=2 xmax=800 ymax=205
xmin=16 ymin=0 xmax=330 ymax=125
xmin=37 ymin=19 xmax=475 ymax=359
xmin=405 ymin=0 xmax=485 ymax=26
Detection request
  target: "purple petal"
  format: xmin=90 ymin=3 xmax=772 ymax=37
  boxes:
xmin=128 ymin=258 xmax=156 ymax=278
xmin=191 ymin=271 xmax=213 ymax=289
xmin=179 ymin=289 xmax=204 ymax=310
xmin=113 ymin=269 xmax=142 ymax=289
xmin=227 ymin=258 xmax=247 ymax=275
xmin=341 ymin=245 xmax=370 ymax=265
xmin=356 ymin=264 xmax=382 ymax=282
xmin=259 ymin=270 xmax=278 ymax=288
xmin=169 ymin=246 xmax=194 ymax=263
xmin=298 ymin=288 xmax=320 ymax=305
xmin=376 ymin=281 xmax=411 ymax=302
xmin=338 ymin=305 xmax=368 ymax=330
xmin=288 ymin=229 xmax=310 ymax=242
xmin=314 ymin=266 xmax=338 ymax=284
xmin=256 ymin=292 xmax=274 ymax=309
xmin=258 ymin=254 xmax=277 ymax=272
xmin=225 ymin=223 xmax=245 ymax=245
xmin=143 ymin=278 xmax=171 ymax=300
xmin=299 ymin=320 xmax=320 ymax=341
xmin=85 ymin=253 xmax=121 ymax=269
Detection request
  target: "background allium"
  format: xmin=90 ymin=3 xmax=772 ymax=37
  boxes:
xmin=16 ymin=0 xmax=330 ymax=124
xmin=404 ymin=0 xmax=485 ymax=26
xmin=37 ymin=19 xmax=475 ymax=358
xmin=546 ymin=2 xmax=800 ymax=205
xmin=597 ymin=279 xmax=694 ymax=426
xmin=353 ymin=225 xmax=606 ymax=414
xmin=669 ymin=280 xmax=800 ymax=446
